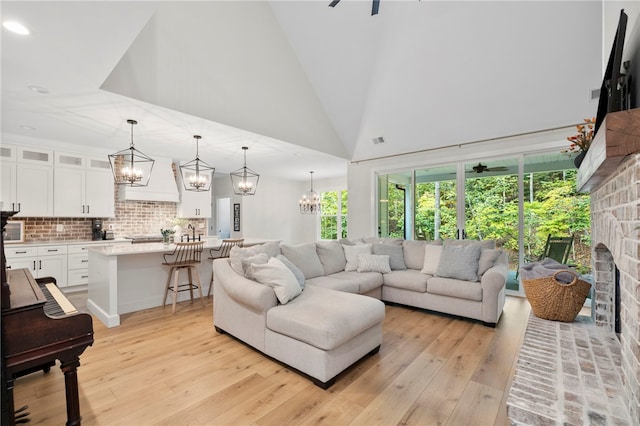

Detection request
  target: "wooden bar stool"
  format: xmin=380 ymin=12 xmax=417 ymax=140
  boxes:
xmin=162 ymin=241 xmax=205 ymax=314
xmin=208 ymin=238 xmax=244 ymax=297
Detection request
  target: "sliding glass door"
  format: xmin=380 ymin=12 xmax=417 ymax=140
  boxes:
xmin=376 ymin=150 xmax=590 ymax=295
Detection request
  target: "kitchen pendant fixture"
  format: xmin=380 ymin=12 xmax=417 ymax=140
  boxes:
xmin=299 ymin=171 xmax=321 ymax=214
xmin=180 ymin=135 xmax=215 ymax=192
xmin=108 ymin=119 xmax=155 ymax=187
xmin=230 ymin=146 xmax=259 ymax=196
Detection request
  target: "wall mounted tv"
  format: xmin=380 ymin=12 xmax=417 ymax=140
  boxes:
xmin=594 ymin=9 xmax=629 ymax=134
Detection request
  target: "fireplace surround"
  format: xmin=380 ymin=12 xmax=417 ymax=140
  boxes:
xmin=507 ymin=109 xmax=640 ymax=424
xmin=589 ymin=150 xmax=640 ymax=421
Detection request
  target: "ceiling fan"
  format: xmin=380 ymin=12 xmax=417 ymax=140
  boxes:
xmin=467 ymin=163 xmax=509 ymax=174
xmin=329 ymin=0 xmax=380 ymax=16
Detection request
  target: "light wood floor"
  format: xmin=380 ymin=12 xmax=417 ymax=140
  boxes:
xmin=12 ymin=294 xmax=530 ymax=425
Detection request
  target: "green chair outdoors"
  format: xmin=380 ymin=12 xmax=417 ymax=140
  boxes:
xmin=518 ymin=234 xmax=574 ymax=278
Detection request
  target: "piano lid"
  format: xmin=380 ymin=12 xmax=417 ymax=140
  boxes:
xmin=3 ymin=268 xmax=45 ymax=311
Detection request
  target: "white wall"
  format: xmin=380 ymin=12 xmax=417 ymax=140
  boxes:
xmin=213 ymin=174 xmax=317 ymax=245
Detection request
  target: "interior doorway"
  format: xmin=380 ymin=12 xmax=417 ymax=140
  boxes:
xmin=216 ymin=197 xmax=231 ymax=238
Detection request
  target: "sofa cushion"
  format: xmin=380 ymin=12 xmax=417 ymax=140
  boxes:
xmin=383 ymin=269 xmax=429 ymax=292
xmin=280 ymin=243 xmax=325 ymax=280
xmin=246 ymin=257 xmax=302 ymax=304
xmin=343 ymin=243 xmax=372 ymax=272
xmin=421 ymin=245 xmax=443 ymax=275
xmin=357 ymin=254 xmax=391 ymax=273
xmin=266 ymin=286 xmax=385 ymax=351
xmin=239 ymin=253 xmax=269 ymax=276
xmin=316 ymin=241 xmax=347 ymax=275
xmin=373 ymin=244 xmax=406 ymax=270
xmin=427 ymin=276 xmax=483 ymax=301
xmin=436 ymin=244 xmax=482 ymax=282
xmin=258 ymin=241 xmax=282 ymax=257
xmin=478 ymin=248 xmax=503 ymax=276
xmin=363 ymin=237 xmax=404 ymax=246
xmin=329 ymin=271 xmax=384 ymax=294
xmin=402 ymin=240 xmax=426 ymax=270
xmin=444 ymin=239 xmax=496 ymax=250
xmin=306 ymin=275 xmax=360 ymax=293
xmin=229 ymin=245 xmax=265 ymax=275
xmin=276 ymin=254 xmax=305 ymax=289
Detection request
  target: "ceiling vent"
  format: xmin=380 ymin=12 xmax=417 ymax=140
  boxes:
xmin=372 ymin=136 xmax=385 ymax=144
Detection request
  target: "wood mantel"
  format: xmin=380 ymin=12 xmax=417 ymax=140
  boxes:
xmin=577 ymin=108 xmax=640 ymax=192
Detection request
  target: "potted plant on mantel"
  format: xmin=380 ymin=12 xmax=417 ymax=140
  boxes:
xmin=562 ymin=117 xmax=595 ymax=168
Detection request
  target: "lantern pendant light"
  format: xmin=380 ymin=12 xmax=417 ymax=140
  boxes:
xmin=108 ymin=119 xmax=155 ymax=187
xmin=230 ymin=146 xmax=259 ymax=196
xmin=180 ymin=135 xmax=215 ymax=192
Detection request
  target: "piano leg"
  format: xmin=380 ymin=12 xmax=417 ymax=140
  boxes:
xmin=2 ymin=376 xmax=16 ymax=426
xmin=59 ymin=357 xmax=82 ymax=426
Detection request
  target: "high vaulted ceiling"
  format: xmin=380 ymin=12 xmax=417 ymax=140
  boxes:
xmin=1 ymin=1 xmax=604 ymax=180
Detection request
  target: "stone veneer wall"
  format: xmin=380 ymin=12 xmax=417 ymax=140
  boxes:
xmin=590 ymin=153 xmax=640 ymax=421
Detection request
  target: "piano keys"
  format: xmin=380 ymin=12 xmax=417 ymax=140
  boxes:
xmin=2 ymin=268 xmax=94 ymax=426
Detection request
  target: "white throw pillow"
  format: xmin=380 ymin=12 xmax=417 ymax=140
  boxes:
xmin=229 ymin=245 xmax=263 ymax=275
xmin=421 ymin=245 xmax=443 ymax=275
xmin=342 ymin=243 xmax=372 ymax=271
xmin=357 ymin=254 xmax=391 ymax=273
xmin=246 ymin=257 xmax=302 ymax=304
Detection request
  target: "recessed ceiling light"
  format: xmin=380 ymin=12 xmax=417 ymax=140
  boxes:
xmin=3 ymin=21 xmax=29 ymax=35
xmin=20 ymin=125 xmax=36 ymax=131
xmin=28 ymin=85 xmax=49 ymax=94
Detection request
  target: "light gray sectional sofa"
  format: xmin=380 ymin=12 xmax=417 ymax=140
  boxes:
xmin=213 ymin=238 xmax=508 ymax=388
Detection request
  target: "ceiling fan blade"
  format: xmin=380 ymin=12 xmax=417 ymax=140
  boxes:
xmin=329 ymin=0 xmax=341 ymax=7
xmin=487 ymin=167 xmax=509 ymax=172
xmin=372 ymin=0 xmax=380 ymax=15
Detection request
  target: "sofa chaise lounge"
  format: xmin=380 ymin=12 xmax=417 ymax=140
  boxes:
xmin=213 ymin=238 xmax=508 ymax=388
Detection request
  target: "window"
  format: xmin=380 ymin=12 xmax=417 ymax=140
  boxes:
xmin=320 ymin=190 xmax=347 ymax=240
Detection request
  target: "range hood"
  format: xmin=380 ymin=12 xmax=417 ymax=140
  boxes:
xmin=120 ymin=158 xmax=180 ymax=202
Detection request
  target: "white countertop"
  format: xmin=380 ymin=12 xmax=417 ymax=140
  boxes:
xmin=6 ymin=239 xmax=132 ymax=248
xmin=87 ymin=237 xmax=275 ymax=256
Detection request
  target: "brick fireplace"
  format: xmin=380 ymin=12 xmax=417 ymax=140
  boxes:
xmin=507 ymin=109 xmax=640 ymax=424
xmin=590 ymin=151 xmax=640 ymax=421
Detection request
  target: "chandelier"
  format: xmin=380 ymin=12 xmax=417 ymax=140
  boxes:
xmin=180 ymin=135 xmax=215 ymax=192
xmin=299 ymin=171 xmax=321 ymax=214
xmin=230 ymin=146 xmax=259 ymax=196
xmin=108 ymin=119 xmax=155 ymax=187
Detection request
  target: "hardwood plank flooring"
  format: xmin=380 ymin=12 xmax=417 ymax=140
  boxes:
xmin=11 ymin=294 xmax=530 ymax=425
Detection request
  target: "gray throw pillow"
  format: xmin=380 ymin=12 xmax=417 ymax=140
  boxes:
xmin=315 ymin=241 xmax=347 ymax=275
xmin=276 ymin=254 xmax=305 ymax=289
xmin=478 ymin=249 xmax=502 ymax=276
xmin=280 ymin=243 xmax=325 ymax=279
xmin=373 ymin=244 xmax=406 ymax=270
xmin=436 ymin=244 xmax=482 ymax=282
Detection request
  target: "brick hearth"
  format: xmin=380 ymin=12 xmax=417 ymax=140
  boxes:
xmin=507 ymin=315 xmax=631 ymax=425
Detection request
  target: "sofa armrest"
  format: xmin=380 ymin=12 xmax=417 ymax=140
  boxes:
xmin=213 ymin=258 xmax=278 ymax=312
xmin=480 ymin=251 xmax=508 ymax=294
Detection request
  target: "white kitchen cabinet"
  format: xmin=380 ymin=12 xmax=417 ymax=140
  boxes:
xmin=1 ymin=144 xmax=18 ymax=211
xmin=5 ymin=244 xmax=68 ymax=287
xmin=14 ymin=147 xmax=54 ymax=217
xmin=16 ymin=163 xmax=54 ymax=217
xmin=54 ymin=152 xmax=114 ymax=218
xmin=177 ymin=173 xmax=212 ymax=218
xmin=67 ymin=244 xmax=89 ymax=286
xmin=0 ymin=160 xmax=18 ymax=212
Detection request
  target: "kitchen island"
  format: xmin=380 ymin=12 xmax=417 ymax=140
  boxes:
xmin=87 ymin=238 xmax=272 ymax=327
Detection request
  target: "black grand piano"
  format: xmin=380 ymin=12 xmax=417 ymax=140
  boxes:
xmin=1 ymin=211 xmax=94 ymax=426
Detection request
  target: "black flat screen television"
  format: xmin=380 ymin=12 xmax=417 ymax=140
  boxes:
xmin=595 ymin=9 xmax=628 ymax=134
